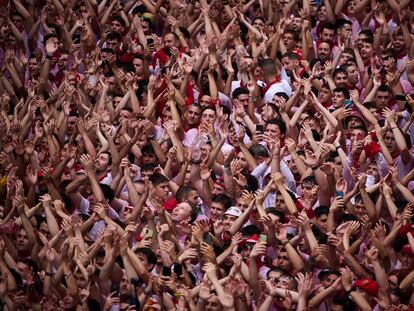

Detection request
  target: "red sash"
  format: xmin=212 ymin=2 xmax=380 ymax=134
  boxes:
xmin=261 ymin=76 xmax=281 ymax=96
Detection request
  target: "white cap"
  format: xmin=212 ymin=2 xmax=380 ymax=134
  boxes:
xmin=224 ymin=206 xmax=243 ymax=217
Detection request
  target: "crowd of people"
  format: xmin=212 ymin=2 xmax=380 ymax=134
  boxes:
xmin=1 ymin=0 xmax=414 ymax=309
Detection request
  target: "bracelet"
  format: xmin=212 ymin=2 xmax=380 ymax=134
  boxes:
xmin=46 ymin=54 xmax=53 ymax=60
xmin=311 ymin=165 xmax=319 ymax=170
xmin=345 ymin=286 xmax=355 ymax=296
xmin=45 ymin=271 xmax=55 ymax=277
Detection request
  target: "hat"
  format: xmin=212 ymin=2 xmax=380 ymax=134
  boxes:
xmin=344 ymin=110 xmax=367 ymax=129
xmin=224 ymin=206 xmax=242 ymax=218
xmin=317 ymin=269 xmax=341 ymax=280
xmin=163 ymin=197 xmax=177 ymax=212
xmin=141 ymin=12 xmax=155 ymax=24
xmin=401 ymin=245 xmax=414 ymax=256
xmin=244 ymin=234 xmax=259 ymax=244
xmin=353 ymin=278 xmax=379 ymax=296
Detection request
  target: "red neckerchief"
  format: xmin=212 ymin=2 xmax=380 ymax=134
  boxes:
xmin=261 ymin=76 xmax=281 ymax=96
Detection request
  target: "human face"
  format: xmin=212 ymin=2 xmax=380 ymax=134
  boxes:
xmin=140 ymin=170 xmax=153 ymax=182
xmin=57 ymin=54 xmax=69 ymax=70
xmin=383 ymin=130 xmax=396 ymax=153
xmin=133 ymin=58 xmax=144 ymax=76
xmin=16 ymin=228 xmax=30 ymax=251
xmin=347 ymin=116 xmax=363 ymax=131
xmin=360 ymin=42 xmax=373 ymax=59
xmin=317 ymin=42 xmax=331 ymax=61
xmin=163 ymin=33 xmax=177 ymax=49
xmin=142 ymin=152 xmax=157 ymax=165
xmin=334 ymin=72 xmax=348 ymax=87
xmin=350 ymin=129 xmax=365 ymax=143
xmin=185 ymin=105 xmax=201 ymax=125
xmin=261 ymin=104 xmax=278 ymax=122
xmin=171 ymin=202 xmax=192 ymax=222
xmin=120 ymin=271 xmax=132 ymax=295
xmin=282 ymin=56 xmax=296 ymax=72
xmin=186 ymin=190 xmax=199 ymax=206
xmin=275 ymin=251 xmax=292 ymax=271
xmin=205 ymin=295 xmax=221 ymax=311
xmin=321 ymin=274 xmax=339 ymax=288
xmin=318 ymin=87 xmax=332 ymax=104
xmin=316 ymin=214 xmax=328 ymax=232
xmin=154 ymin=181 xmax=169 ymax=200
xmin=317 ymin=6 xmax=328 ymax=22
xmin=210 ymin=202 xmax=226 ymax=222
xmin=356 ymin=33 xmax=368 ymax=50
xmin=111 ymin=20 xmax=125 ymax=33
xmin=119 ymin=109 xmax=131 ymax=124
xmin=66 ymin=116 xmax=78 ymax=135
xmin=339 ymin=24 xmax=352 ymax=40
xmin=200 ymin=95 xmax=211 ymax=108
xmin=291 ymin=17 xmax=302 ymax=32
xmin=106 ymin=39 xmax=119 ymax=51
xmin=95 ymin=153 xmax=110 ymax=172
xmin=28 ymin=57 xmax=39 ymax=74
xmin=265 ymin=123 xmax=282 ymax=139
xmin=346 ymin=65 xmax=359 ymax=85
xmin=105 ymin=76 xmax=117 ymax=93
xmin=332 ymin=91 xmax=345 ymax=108
xmin=201 ymin=108 xmax=216 ymax=125
xmin=375 ymin=91 xmax=391 ymax=109
xmin=236 ymin=197 xmax=249 ymax=211
xmin=320 ymin=29 xmax=334 ymax=42
xmin=253 ymin=18 xmax=265 ymax=31
xmin=282 ymin=33 xmax=295 ymax=50
xmin=237 ymin=93 xmax=250 ymax=108
xmin=392 ymin=34 xmax=405 ymax=54
xmin=211 ymin=183 xmax=226 ymax=196
xmin=222 ymin=214 xmax=237 ymax=230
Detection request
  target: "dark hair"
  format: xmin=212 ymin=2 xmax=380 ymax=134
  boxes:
xmin=141 ymin=144 xmax=155 ymax=155
xmin=249 ymin=143 xmax=270 ymax=158
xmin=302 ymin=175 xmax=317 ymax=186
xmin=333 ymin=68 xmax=347 ymax=78
xmin=99 ymin=184 xmax=115 ymax=203
xmin=112 ymin=15 xmax=126 ymax=27
xmin=266 ymin=118 xmax=287 ymax=135
xmin=333 ymin=87 xmax=350 ymax=99
xmin=176 ymin=186 xmax=197 ymax=203
xmin=266 ymin=207 xmax=286 ymax=223
xmin=106 ymin=31 xmax=121 ymax=41
xmin=378 ymin=84 xmax=393 ymax=94
xmin=260 ymin=58 xmax=277 ymax=76
xmin=149 ymin=173 xmax=169 ymax=186
xmin=314 ymin=205 xmax=330 ymax=217
xmin=136 ymin=248 xmax=157 ymax=265
xmin=141 ymin=163 xmax=157 ymax=172
xmin=232 ymin=87 xmax=250 ymax=99
xmin=212 ymin=194 xmax=232 ymax=210
xmin=244 ymin=174 xmax=259 ymax=192
xmin=335 ymin=18 xmax=352 ymax=30
xmin=320 ymin=22 xmax=335 ymax=33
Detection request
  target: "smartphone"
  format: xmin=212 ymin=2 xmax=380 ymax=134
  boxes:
xmin=162 ymin=266 xmax=171 ymax=277
xmin=396 ymin=94 xmax=406 ymax=101
xmin=260 ymin=234 xmax=267 ymax=242
xmin=335 ymin=191 xmax=344 ymax=198
xmin=256 ymin=124 xmax=264 ymax=134
xmin=344 ymin=99 xmax=353 ymax=109
xmin=144 ymin=229 xmax=153 ymax=239
xmin=110 ymin=283 xmax=120 ymax=295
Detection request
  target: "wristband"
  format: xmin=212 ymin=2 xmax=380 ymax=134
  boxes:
xmin=45 ymin=271 xmax=55 ymax=277
xmin=311 ymin=165 xmax=319 ymax=170
xmin=46 ymin=54 xmax=53 ymax=60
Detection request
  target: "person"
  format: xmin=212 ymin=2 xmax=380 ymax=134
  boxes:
xmin=1 ymin=0 xmax=414 ymax=310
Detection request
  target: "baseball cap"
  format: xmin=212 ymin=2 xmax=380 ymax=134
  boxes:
xmin=224 ymin=206 xmax=242 ymax=218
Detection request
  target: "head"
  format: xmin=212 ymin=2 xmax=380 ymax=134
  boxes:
xmin=149 ymin=173 xmax=169 ymax=200
xmin=314 ymin=206 xmax=329 ymax=232
xmin=141 ymin=144 xmax=157 ymax=165
xmin=110 ymin=16 xmax=126 ymax=34
xmin=317 ymin=41 xmax=332 ymax=61
xmin=319 ymin=23 xmax=335 ymax=43
xmin=282 ymin=29 xmax=298 ymax=51
xmin=265 ymin=118 xmax=287 ymax=139
xmin=210 ymin=193 xmax=231 ymax=222
xmin=171 ymin=202 xmax=194 ymax=222
xmin=105 ymin=31 xmax=121 ymax=51
xmin=95 ymin=152 xmax=111 ymax=173
xmin=342 ymin=63 xmax=359 ymax=85
xmin=185 ymin=103 xmax=202 ymax=126
xmin=232 ymin=87 xmax=250 ymax=108
xmin=333 ymin=68 xmax=348 ymax=87
xmin=201 ymin=107 xmax=217 ymax=125
xmin=332 ymin=87 xmax=349 ymax=108
xmin=336 ymin=19 xmax=352 ymax=41
xmin=374 ymin=84 xmax=392 ymax=110
xmin=163 ymin=32 xmax=179 ymax=49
